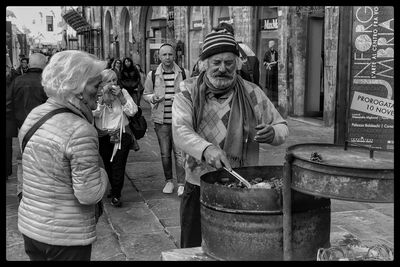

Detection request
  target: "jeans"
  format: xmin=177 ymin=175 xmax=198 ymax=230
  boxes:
xmin=23 ymin=234 xmax=92 ymax=261
xmin=180 ymin=182 xmax=202 ymax=248
xmin=154 ymin=123 xmax=185 ymax=184
xmin=99 ymin=132 xmax=132 ymax=198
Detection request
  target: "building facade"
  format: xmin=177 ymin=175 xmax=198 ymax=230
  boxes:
xmin=63 ymin=6 xmax=341 ymax=127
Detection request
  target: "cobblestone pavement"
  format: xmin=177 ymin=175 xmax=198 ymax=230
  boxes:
xmin=6 ymin=102 xmax=393 ymax=261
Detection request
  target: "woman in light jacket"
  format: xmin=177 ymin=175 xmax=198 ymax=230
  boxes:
xmin=17 ymin=50 xmax=109 ymax=261
xmin=93 ymin=69 xmax=138 ymax=208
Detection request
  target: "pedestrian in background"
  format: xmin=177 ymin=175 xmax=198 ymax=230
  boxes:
xmin=120 ymin=57 xmax=141 ymax=105
xmin=7 ymin=53 xmax=48 ymax=200
xmin=15 ymin=57 xmax=29 ymax=76
xmin=17 ymin=50 xmax=108 ymax=261
xmin=111 ymin=59 xmax=122 ymax=83
xmin=135 ymin=63 xmax=146 ymax=106
xmin=93 ymin=69 xmax=138 ymax=207
xmin=172 ymin=30 xmax=289 ymax=248
xmin=6 ymin=54 xmax=18 ymax=178
xmin=106 ymin=56 xmax=114 ymax=69
xmin=143 ymin=43 xmax=189 ymax=196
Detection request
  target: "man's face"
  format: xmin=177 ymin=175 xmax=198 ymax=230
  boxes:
xmin=206 ymin=52 xmax=237 ymax=89
xmin=159 ymin=45 xmax=175 ymax=67
xmin=268 ymin=41 xmax=275 ymax=50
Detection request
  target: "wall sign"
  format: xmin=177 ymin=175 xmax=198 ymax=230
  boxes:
xmin=348 ymin=6 xmax=394 ymax=150
xmin=260 ymin=18 xmax=278 ymax=30
xmin=218 ymin=17 xmax=233 ymax=24
xmin=192 ymin=20 xmax=203 ymax=30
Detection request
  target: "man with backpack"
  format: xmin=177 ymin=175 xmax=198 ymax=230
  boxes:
xmin=143 ymin=43 xmax=189 ymax=196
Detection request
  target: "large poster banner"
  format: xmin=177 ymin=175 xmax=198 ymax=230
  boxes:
xmin=348 ymin=6 xmax=394 ymax=150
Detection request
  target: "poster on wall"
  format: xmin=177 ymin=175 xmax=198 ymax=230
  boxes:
xmin=260 ymin=38 xmax=279 ymax=102
xmin=348 ymin=6 xmax=394 ymax=150
xmin=149 ymin=43 xmax=162 ymax=71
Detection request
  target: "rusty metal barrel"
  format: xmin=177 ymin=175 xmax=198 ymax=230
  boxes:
xmin=200 ymin=165 xmax=331 ymax=261
xmin=282 ymin=143 xmax=394 ymax=260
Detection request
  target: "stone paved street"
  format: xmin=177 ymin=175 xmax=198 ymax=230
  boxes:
xmin=6 ymin=101 xmax=393 ymax=261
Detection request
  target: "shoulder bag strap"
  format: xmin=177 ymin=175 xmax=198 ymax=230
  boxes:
xmin=22 ymin=108 xmax=75 ymax=153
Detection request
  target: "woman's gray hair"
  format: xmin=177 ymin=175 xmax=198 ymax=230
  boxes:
xmin=197 ymin=54 xmax=243 ymax=72
xmin=42 ymin=50 xmax=107 ymax=101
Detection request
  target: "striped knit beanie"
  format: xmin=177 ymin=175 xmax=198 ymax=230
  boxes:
xmin=200 ymin=30 xmax=240 ymax=60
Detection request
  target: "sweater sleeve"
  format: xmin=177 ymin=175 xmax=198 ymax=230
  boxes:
xmin=172 ymin=82 xmax=212 ymax=161
xmin=66 ymin=124 xmax=108 ymax=205
xmin=121 ymin=89 xmax=138 ymax=116
xmin=142 ymin=71 xmax=154 ymax=104
xmin=260 ymin=94 xmax=289 ymax=146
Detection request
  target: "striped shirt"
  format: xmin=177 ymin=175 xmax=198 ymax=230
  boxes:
xmin=163 ymin=71 xmax=175 ymax=124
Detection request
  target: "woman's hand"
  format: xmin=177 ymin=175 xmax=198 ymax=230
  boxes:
xmin=111 ymin=85 xmax=127 ymax=105
xmin=111 ymin=85 xmax=122 ymax=97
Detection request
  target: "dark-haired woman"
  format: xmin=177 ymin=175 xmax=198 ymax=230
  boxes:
xmin=120 ymin=57 xmax=141 ymax=105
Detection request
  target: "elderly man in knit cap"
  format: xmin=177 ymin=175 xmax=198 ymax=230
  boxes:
xmin=172 ymin=29 xmax=289 ymax=248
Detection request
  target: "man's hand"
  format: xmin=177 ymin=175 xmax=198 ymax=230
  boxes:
xmin=203 ymin=145 xmax=232 ymax=171
xmin=254 ymin=123 xmax=275 ymax=144
xmin=151 ymin=95 xmax=165 ymax=104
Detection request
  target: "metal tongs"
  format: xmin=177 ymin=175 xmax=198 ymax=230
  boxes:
xmin=223 ymin=167 xmax=252 ymax=188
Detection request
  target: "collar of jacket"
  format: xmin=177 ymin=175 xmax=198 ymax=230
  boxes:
xmin=155 ymin=62 xmax=182 ymax=76
xmin=47 ymin=97 xmax=94 ymax=124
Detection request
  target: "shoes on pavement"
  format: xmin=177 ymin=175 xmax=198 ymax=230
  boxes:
xmin=163 ymin=181 xmax=174 ymax=194
xmin=111 ymin=197 xmax=122 ymax=207
xmin=177 ymin=185 xmax=184 ymax=197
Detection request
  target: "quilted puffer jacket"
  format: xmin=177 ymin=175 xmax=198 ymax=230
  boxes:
xmin=18 ymin=97 xmax=108 ymax=246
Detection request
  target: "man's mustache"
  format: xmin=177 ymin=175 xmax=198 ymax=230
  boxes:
xmin=213 ymin=72 xmax=233 ymax=78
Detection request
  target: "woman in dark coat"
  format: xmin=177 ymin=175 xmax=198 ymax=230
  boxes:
xmin=120 ymin=57 xmax=141 ymax=105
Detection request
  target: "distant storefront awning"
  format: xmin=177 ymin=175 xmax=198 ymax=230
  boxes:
xmin=63 ymin=9 xmax=91 ymax=33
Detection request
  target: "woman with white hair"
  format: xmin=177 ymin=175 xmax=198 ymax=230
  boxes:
xmin=93 ymin=69 xmax=138 ymax=207
xmin=17 ymin=50 xmax=108 ymax=261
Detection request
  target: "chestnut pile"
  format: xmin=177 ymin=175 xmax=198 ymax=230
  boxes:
xmin=215 ymin=177 xmax=283 ymax=190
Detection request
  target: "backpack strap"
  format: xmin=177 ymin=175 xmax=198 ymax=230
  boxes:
xmin=179 ymin=66 xmax=186 ymax=80
xmin=151 ymin=69 xmax=156 ymax=90
xmin=22 ymin=108 xmax=75 ymax=153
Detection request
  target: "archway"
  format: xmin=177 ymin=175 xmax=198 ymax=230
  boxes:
xmin=104 ymin=10 xmax=113 ymax=59
xmin=120 ymin=7 xmax=134 ymax=59
xmin=188 ymin=6 xmax=203 ymax=72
